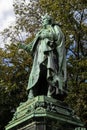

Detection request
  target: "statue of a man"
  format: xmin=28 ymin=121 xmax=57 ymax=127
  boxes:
xmin=19 ymin=14 xmax=67 ymax=100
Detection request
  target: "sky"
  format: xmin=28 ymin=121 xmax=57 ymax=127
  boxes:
xmin=0 ymin=0 xmax=15 ymax=48
xmin=0 ymin=0 xmax=28 ymax=48
xmin=0 ymin=0 xmax=15 ymax=32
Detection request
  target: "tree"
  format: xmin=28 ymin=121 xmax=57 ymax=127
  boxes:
xmin=0 ymin=43 xmax=33 ymax=129
xmin=0 ymin=1 xmax=43 ymax=129
xmin=39 ymin=0 xmax=87 ymax=126
xmin=0 ymin=0 xmax=87 ymax=129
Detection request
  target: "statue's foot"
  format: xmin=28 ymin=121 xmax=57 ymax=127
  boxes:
xmin=28 ymin=89 xmax=34 ymax=99
xmin=47 ymin=90 xmax=51 ymax=98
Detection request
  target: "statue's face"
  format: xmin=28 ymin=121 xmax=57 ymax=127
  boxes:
xmin=42 ymin=17 xmax=50 ymax=26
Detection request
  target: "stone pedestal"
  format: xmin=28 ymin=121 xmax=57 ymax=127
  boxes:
xmin=5 ymin=96 xmax=84 ymax=130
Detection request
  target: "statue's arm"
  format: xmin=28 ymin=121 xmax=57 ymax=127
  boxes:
xmin=18 ymin=42 xmax=33 ymax=53
xmin=54 ymin=25 xmax=65 ymax=47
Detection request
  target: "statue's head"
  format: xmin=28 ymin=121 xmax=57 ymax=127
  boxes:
xmin=41 ymin=14 xmax=53 ymax=26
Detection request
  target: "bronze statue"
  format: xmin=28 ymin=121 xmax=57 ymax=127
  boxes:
xmin=19 ymin=14 xmax=67 ymax=100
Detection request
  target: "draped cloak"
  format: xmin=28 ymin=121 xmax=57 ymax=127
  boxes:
xmin=26 ymin=25 xmax=67 ymax=94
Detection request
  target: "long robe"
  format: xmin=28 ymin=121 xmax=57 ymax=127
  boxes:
xmin=26 ymin=24 xmax=66 ymax=95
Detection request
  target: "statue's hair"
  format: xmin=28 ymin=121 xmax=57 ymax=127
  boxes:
xmin=41 ymin=13 xmax=61 ymax=27
xmin=41 ymin=13 xmax=53 ymax=24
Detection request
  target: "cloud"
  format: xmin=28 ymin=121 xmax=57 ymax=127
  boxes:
xmin=0 ymin=0 xmax=15 ymax=31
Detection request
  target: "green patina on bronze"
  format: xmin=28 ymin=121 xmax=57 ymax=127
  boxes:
xmin=5 ymin=96 xmax=84 ymax=130
xmin=5 ymin=14 xmax=84 ymax=130
xmin=19 ymin=14 xmax=67 ymax=100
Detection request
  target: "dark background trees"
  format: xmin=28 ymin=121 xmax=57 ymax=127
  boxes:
xmin=0 ymin=43 xmax=32 ymax=129
xmin=39 ymin=0 xmax=87 ymax=126
xmin=0 ymin=0 xmax=87 ymax=129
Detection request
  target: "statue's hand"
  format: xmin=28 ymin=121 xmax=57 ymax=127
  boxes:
xmin=18 ymin=43 xmax=25 ymax=49
xmin=18 ymin=42 xmax=33 ymax=53
xmin=40 ymin=32 xmax=47 ymax=39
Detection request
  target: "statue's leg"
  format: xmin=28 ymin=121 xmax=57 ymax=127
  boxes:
xmin=28 ymin=89 xmax=34 ymax=99
xmin=47 ymin=86 xmax=51 ymax=97
xmin=47 ymin=85 xmax=56 ymax=98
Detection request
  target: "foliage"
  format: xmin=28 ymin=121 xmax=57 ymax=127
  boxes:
xmin=0 ymin=43 xmax=32 ymax=129
xmin=0 ymin=0 xmax=87 ymax=129
xmin=0 ymin=0 xmax=42 ymax=129
xmin=39 ymin=0 xmax=87 ymax=126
